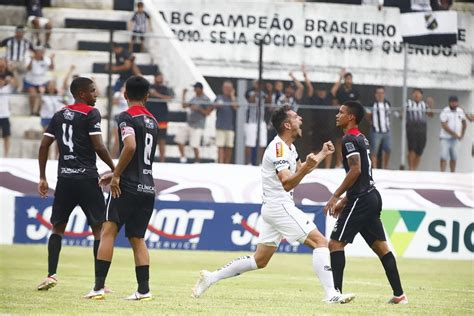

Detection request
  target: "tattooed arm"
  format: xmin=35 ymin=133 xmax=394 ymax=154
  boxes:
xmin=324 ymin=153 xmax=361 ymax=216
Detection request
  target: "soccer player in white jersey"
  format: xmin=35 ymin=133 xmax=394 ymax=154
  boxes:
xmin=192 ymin=105 xmax=355 ymax=304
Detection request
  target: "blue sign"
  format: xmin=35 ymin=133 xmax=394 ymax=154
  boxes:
xmin=14 ymin=196 xmax=326 ymax=253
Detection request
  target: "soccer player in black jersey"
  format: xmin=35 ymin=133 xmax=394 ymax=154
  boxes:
xmin=85 ymin=76 xmax=158 ymax=300
xmin=324 ymin=101 xmax=407 ymax=304
xmin=37 ymin=77 xmax=115 ymax=290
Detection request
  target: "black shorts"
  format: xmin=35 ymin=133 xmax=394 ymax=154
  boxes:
xmin=0 ymin=118 xmax=11 ymax=137
xmin=407 ymin=124 xmax=427 ymax=156
xmin=105 ymin=191 xmax=154 ymax=238
xmin=131 ymin=31 xmax=145 ymax=41
xmin=51 ymin=177 xmax=105 ymax=226
xmin=330 ymin=189 xmax=386 ymax=246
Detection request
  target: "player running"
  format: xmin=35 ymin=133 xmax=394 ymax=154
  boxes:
xmin=192 ymin=105 xmax=355 ymax=304
xmin=84 ymin=76 xmax=158 ymax=300
xmin=37 ymin=77 xmax=115 ymax=290
xmin=324 ymin=101 xmax=407 ymax=304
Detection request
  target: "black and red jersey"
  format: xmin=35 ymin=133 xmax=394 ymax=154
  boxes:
xmin=342 ymin=127 xmax=375 ymax=199
xmin=44 ymin=103 xmax=102 ymax=179
xmin=116 ymin=105 xmax=158 ymax=196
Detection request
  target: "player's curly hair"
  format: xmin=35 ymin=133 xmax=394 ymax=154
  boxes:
xmin=271 ymin=104 xmax=292 ymax=134
xmin=344 ymin=101 xmax=365 ymax=124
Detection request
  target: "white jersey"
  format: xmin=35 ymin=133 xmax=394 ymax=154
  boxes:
xmin=0 ymin=84 xmax=14 ymax=118
xmin=439 ymin=106 xmax=466 ymax=139
xmin=40 ymin=94 xmax=63 ymax=119
xmin=261 ymin=135 xmax=299 ymax=205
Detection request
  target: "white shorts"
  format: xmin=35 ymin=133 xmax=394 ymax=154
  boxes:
xmin=257 ymin=202 xmax=316 ymax=247
xmin=245 ymin=122 xmax=267 ymax=147
xmin=216 ymin=129 xmax=235 ymax=148
xmin=174 ymin=126 xmax=203 ymax=148
xmin=28 ymin=16 xmax=50 ymax=28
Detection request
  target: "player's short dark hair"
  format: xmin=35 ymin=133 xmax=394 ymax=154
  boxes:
xmin=344 ymin=72 xmax=353 ymax=78
xmin=137 ymin=2 xmax=144 ymax=7
xmin=125 ymin=75 xmax=150 ymax=101
xmin=70 ymin=77 xmax=94 ymax=98
xmin=271 ymin=105 xmax=292 ymax=134
xmin=344 ymin=101 xmax=365 ymax=124
xmin=412 ymin=88 xmax=423 ymax=94
xmin=375 ymin=86 xmax=384 ymax=92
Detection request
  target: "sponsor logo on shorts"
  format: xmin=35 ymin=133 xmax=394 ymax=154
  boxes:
xmin=137 ymin=184 xmax=155 ymax=194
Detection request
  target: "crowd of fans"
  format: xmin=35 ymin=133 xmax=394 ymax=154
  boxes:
xmin=0 ymin=1 xmax=470 ymax=172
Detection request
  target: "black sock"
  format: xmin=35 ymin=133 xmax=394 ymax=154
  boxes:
xmin=48 ymin=234 xmax=62 ymax=277
xmin=381 ymin=252 xmax=404 ymax=296
xmin=94 ymin=259 xmax=111 ymax=291
xmin=330 ymin=250 xmax=345 ymax=293
xmin=135 ymin=265 xmax=150 ymax=294
xmin=93 ymin=240 xmax=100 ymax=273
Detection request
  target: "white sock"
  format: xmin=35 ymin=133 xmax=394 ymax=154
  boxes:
xmin=313 ymin=247 xmax=338 ymax=299
xmin=209 ymin=255 xmax=258 ymax=284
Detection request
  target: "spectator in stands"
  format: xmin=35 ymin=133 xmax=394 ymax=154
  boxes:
xmin=264 ymin=80 xmax=283 ymax=145
xmin=305 ymin=80 xmax=335 ymax=168
xmin=331 ymin=68 xmax=360 ymax=104
xmin=276 ymin=71 xmax=304 ymax=109
xmin=61 ymin=65 xmax=77 ymax=105
xmin=147 ymin=72 xmax=174 ymax=162
xmin=108 ymin=43 xmax=133 ymax=92
xmin=406 ymin=88 xmax=434 ymax=170
xmin=129 ymin=1 xmax=152 ymax=53
xmin=176 ymin=82 xmax=212 ymax=163
xmin=0 ymin=58 xmax=13 ymax=80
xmin=26 ymin=0 xmax=52 ymax=48
xmin=24 ymin=48 xmax=54 ymax=115
xmin=439 ymin=96 xmax=466 ymax=172
xmin=111 ymin=87 xmax=128 ymax=158
xmin=1 ymin=26 xmax=34 ymax=92
xmin=0 ymin=75 xmax=17 ymax=157
xmin=214 ymin=80 xmax=238 ymax=164
xmin=432 ymin=0 xmax=453 ymax=10
xmin=39 ymin=80 xmax=63 ymax=131
xmin=245 ymin=80 xmax=271 ymax=165
xmin=367 ymin=86 xmax=392 ymax=169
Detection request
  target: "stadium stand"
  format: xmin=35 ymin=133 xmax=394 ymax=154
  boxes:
xmin=0 ymin=2 xmax=217 ymax=162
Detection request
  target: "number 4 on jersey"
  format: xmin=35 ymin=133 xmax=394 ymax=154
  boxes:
xmin=62 ymin=123 xmax=74 ymax=153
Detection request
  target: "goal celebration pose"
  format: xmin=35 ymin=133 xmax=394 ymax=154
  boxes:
xmin=192 ymin=105 xmax=355 ymax=304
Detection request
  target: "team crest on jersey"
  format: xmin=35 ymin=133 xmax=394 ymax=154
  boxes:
xmin=345 ymin=142 xmax=355 ymax=152
xmin=144 ymin=116 xmax=155 ymax=129
xmin=276 ymin=142 xmax=284 ymax=157
xmin=63 ymin=109 xmax=74 ymax=121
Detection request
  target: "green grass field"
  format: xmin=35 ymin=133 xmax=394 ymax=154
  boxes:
xmin=0 ymin=244 xmax=472 ymax=315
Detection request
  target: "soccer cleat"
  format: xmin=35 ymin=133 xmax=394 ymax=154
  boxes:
xmin=388 ymin=294 xmax=408 ymax=304
xmin=104 ymin=286 xmax=113 ymax=294
xmin=324 ymin=291 xmax=356 ymax=304
xmin=125 ymin=291 xmax=153 ymax=301
xmin=191 ymin=270 xmax=213 ymax=298
xmin=84 ymin=288 xmax=105 ymax=300
xmin=37 ymin=274 xmax=57 ymax=291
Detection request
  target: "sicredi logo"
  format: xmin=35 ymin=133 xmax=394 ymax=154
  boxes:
xmin=381 ymin=210 xmax=426 ymax=256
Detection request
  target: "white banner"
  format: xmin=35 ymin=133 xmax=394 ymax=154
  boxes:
xmin=1 ymin=159 xmax=472 ymax=259
xmin=151 ymin=0 xmax=472 ymax=89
